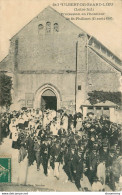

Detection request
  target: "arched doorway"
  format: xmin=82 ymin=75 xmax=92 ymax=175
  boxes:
xmin=41 ymin=89 xmax=57 ymax=111
xmin=34 ymin=84 xmax=61 ymax=110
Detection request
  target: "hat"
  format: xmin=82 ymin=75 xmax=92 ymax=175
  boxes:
xmin=110 ymin=147 xmax=115 ymax=153
xmin=94 ymin=141 xmax=98 ymax=145
xmin=98 ymin=134 xmax=102 ymax=139
xmin=93 ymin=146 xmax=97 ymax=151
xmin=70 ymin=144 xmax=76 ymax=150
xmin=20 ymin=141 xmax=26 ymax=146
xmin=116 ymin=146 xmax=120 ymax=150
xmin=43 ymin=137 xmax=48 ymax=141
xmin=20 ymin=132 xmax=24 ymax=136
xmin=91 ymin=132 xmax=96 ymax=137
xmin=87 ymin=112 xmax=94 ymax=116
xmin=103 ymin=143 xmax=108 ymax=148
xmin=110 ymin=149 xmax=115 ymax=153
xmin=75 ymin=135 xmax=81 ymax=140
xmin=48 ymin=137 xmax=52 ymax=140
xmin=34 ymin=137 xmax=38 ymax=141
xmin=55 ymin=140 xmax=60 ymax=145
xmin=114 ymin=140 xmax=118 ymax=145
xmin=102 ymin=138 xmax=108 ymax=144
xmin=78 ymin=149 xmax=83 ymax=153
xmin=69 ymin=137 xmax=76 ymax=144
xmin=78 ymin=146 xmax=84 ymax=152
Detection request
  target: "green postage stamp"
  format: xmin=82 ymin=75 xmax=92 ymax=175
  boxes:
xmin=0 ymin=157 xmax=11 ymax=183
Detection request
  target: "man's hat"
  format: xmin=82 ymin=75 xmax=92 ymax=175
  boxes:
xmin=93 ymin=146 xmax=97 ymax=151
xmin=91 ymin=132 xmax=96 ymax=137
xmin=34 ymin=136 xmax=38 ymax=141
xmin=43 ymin=137 xmax=48 ymax=141
xmin=94 ymin=140 xmax=98 ymax=144
xmin=102 ymin=138 xmax=108 ymax=144
xmin=110 ymin=147 xmax=115 ymax=153
xmin=116 ymin=145 xmax=120 ymax=150
xmin=70 ymin=144 xmax=76 ymax=150
xmin=78 ymin=148 xmax=84 ymax=153
xmin=103 ymin=143 xmax=108 ymax=148
xmin=55 ymin=139 xmax=60 ymax=144
xmin=20 ymin=132 xmax=24 ymax=136
xmin=114 ymin=140 xmax=118 ymax=145
xmin=110 ymin=149 xmax=115 ymax=153
xmin=20 ymin=141 xmax=26 ymax=146
xmin=74 ymin=134 xmax=81 ymax=140
xmin=48 ymin=136 xmax=52 ymax=140
xmin=69 ymin=137 xmax=76 ymax=144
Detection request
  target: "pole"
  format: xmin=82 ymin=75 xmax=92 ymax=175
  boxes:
xmin=75 ymin=41 xmax=78 ymax=113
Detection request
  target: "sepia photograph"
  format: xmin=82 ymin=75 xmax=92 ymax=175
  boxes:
xmin=0 ymin=0 xmax=122 ymax=192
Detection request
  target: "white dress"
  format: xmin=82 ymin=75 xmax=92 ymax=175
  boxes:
xmin=76 ymin=118 xmax=82 ymax=131
xmin=97 ymin=162 xmax=106 ymax=187
xmin=62 ymin=116 xmax=68 ymax=131
xmin=81 ymin=174 xmax=92 ymax=191
xmin=92 ymin=181 xmax=104 ymax=191
xmin=18 ymin=156 xmax=28 ymax=185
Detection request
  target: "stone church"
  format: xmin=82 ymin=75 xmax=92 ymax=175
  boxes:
xmin=0 ymin=6 xmax=122 ymax=121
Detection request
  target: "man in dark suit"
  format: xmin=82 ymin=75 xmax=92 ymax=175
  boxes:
xmin=63 ymin=144 xmax=76 ymax=182
xmin=88 ymin=147 xmax=99 ymax=184
xmin=26 ymin=133 xmax=35 ymax=166
xmin=33 ymin=137 xmax=41 ymax=171
xmin=106 ymin=148 xmax=116 ymax=191
xmin=72 ymin=148 xmax=84 ymax=191
xmin=41 ymin=138 xmax=49 ymax=176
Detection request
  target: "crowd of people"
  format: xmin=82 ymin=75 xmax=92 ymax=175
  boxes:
xmin=0 ymin=108 xmax=122 ymax=191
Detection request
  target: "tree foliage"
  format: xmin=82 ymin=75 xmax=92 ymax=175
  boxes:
xmin=0 ymin=73 xmax=12 ymax=108
xmin=88 ymin=90 xmax=122 ymax=106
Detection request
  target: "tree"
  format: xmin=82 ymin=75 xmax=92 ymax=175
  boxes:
xmin=0 ymin=72 xmax=12 ymax=109
xmin=88 ymin=90 xmax=121 ymax=106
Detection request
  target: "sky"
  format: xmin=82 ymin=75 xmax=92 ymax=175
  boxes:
xmin=0 ymin=0 xmax=122 ymax=61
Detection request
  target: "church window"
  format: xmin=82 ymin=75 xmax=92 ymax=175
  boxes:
xmin=54 ymin=23 xmax=59 ymax=32
xmin=103 ymin=107 xmax=109 ymax=110
xmin=96 ymin=107 xmax=101 ymax=110
xmin=38 ymin=24 xmax=44 ymax=30
xmin=88 ymin=106 xmax=93 ymax=110
xmin=46 ymin=22 xmax=51 ymax=33
xmin=78 ymin=85 xmax=81 ymax=90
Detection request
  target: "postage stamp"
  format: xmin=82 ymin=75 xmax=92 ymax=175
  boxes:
xmin=0 ymin=157 xmax=11 ymax=183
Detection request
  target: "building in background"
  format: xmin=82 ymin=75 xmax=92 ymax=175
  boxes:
xmin=0 ymin=6 xmax=122 ymax=122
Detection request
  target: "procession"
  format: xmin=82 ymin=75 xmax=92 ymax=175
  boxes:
xmin=0 ymin=108 xmax=122 ymax=191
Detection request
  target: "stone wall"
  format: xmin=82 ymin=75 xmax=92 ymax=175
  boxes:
xmin=1 ymin=7 xmax=121 ymax=113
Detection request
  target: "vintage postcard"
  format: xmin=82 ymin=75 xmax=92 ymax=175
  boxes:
xmin=0 ymin=0 xmax=122 ymax=192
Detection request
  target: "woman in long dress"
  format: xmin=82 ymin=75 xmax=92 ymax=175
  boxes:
xmin=76 ymin=117 xmax=82 ymax=131
xmin=18 ymin=142 xmax=28 ymax=185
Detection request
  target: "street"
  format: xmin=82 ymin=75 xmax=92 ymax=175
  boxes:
xmin=0 ymin=137 xmax=112 ymax=192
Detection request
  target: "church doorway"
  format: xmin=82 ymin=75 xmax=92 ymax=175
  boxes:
xmin=41 ymin=89 xmax=57 ymax=111
xmin=34 ymin=83 xmax=61 ymax=110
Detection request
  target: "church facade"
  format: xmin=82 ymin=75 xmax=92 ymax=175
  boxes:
xmin=0 ymin=6 xmax=122 ymax=121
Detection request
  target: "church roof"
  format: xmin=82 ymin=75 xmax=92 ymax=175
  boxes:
xmin=0 ymin=55 xmax=9 ymax=71
xmin=0 ymin=6 xmax=121 ymax=72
